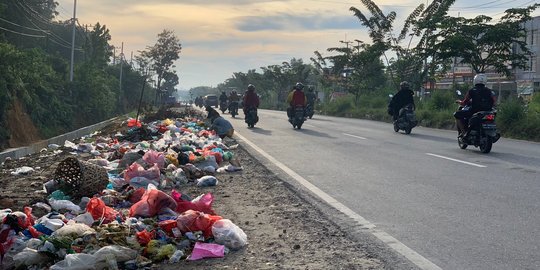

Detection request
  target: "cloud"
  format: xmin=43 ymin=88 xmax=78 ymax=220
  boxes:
xmin=236 ymin=13 xmax=361 ymax=32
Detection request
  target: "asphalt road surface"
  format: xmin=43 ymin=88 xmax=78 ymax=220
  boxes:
xmin=228 ymin=109 xmax=540 ymax=270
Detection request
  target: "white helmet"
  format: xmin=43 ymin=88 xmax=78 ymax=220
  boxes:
xmin=473 ymin=74 xmax=487 ymax=85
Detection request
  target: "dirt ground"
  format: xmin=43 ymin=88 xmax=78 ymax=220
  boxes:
xmin=0 ymin=112 xmax=390 ymax=270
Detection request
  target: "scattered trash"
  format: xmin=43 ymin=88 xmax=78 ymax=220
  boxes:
xmin=0 ymin=114 xmax=248 ymax=268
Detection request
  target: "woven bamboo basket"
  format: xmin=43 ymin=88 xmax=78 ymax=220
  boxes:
xmin=54 ymin=157 xmax=108 ymax=199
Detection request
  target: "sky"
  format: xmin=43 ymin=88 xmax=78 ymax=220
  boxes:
xmin=55 ymin=0 xmax=540 ymax=90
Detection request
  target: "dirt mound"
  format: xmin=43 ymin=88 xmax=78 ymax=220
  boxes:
xmin=6 ymin=99 xmax=41 ymax=148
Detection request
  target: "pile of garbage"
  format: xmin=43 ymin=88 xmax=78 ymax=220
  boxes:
xmin=0 ymin=116 xmax=248 ymax=269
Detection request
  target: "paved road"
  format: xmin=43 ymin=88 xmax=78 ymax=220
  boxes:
xmin=227 ymin=109 xmax=540 ymax=270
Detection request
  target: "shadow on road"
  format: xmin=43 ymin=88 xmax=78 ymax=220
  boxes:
xmin=248 ymin=127 xmax=272 ymax=135
xmin=296 ymin=128 xmax=335 ymax=138
xmin=406 ymin=133 xmax=456 ymax=144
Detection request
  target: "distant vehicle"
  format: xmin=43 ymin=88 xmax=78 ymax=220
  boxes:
xmin=204 ymin=94 xmax=219 ymax=108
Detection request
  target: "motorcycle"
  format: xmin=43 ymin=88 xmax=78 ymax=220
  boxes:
xmin=305 ymin=103 xmax=315 ymax=119
xmin=456 ymin=104 xmax=500 ymax=154
xmin=393 ymin=103 xmax=417 ymax=134
xmin=455 ymin=91 xmax=500 ymax=153
xmin=289 ymin=105 xmax=306 ymax=129
xmin=229 ymin=101 xmax=239 ymax=118
xmin=219 ymin=100 xmax=228 ymax=113
xmin=245 ymin=107 xmax=258 ymax=128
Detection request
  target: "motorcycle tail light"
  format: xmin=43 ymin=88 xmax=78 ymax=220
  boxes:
xmin=483 ymin=114 xmax=495 ymax=121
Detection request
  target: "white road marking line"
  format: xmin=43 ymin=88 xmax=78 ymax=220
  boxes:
xmin=426 ymin=153 xmax=486 ymax=168
xmin=235 ymin=131 xmax=442 ymax=270
xmin=343 ymin=133 xmax=367 ymax=140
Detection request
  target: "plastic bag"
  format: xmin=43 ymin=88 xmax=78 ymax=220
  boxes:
xmin=172 ymin=190 xmax=215 ymax=215
xmin=49 ymin=199 xmax=81 ymax=213
xmin=93 ymin=245 xmax=138 ymax=263
xmin=73 ymin=213 xmax=94 ymax=226
xmin=136 ymin=229 xmax=154 ymax=246
xmin=196 ymin=176 xmax=218 ymax=187
xmin=211 ymin=219 xmax=248 ymax=250
xmin=49 ymin=253 xmax=101 ymax=270
xmin=52 ymin=222 xmax=95 ymax=238
xmin=176 ymin=210 xmax=222 ymax=238
xmin=143 ymin=150 xmax=165 ymax=168
xmin=85 ymin=198 xmax=119 ymax=224
xmin=12 ymin=248 xmax=50 ymax=268
xmin=129 ymin=184 xmax=177 ymax=218
xmin=124 ymin=163 xmax=160 ymax=182
xmin=129 ymin=177 xmax=159 ymax=189
xmin=10 ymin=166 xmax=34 ymax=176
xmin=188 ymin=242 xmax=224 ymax=261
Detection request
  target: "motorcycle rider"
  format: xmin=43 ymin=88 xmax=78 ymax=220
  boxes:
xmin=243 ymin=84 xmax=260 ymax=115
xmin=388 ymin=81 xmax=415 ymax=121
xmin=287 ymin=82 xmax=307 ymax=120
xmin=306 ymin=86 xmax=317 ymax=108
xmin=453 ymin=73 xmax=495 ymax=138
xmin=219 ymin=91 xmax=228 ymax=105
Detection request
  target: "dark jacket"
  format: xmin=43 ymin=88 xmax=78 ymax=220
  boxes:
xmin=460 ymin=85 xmax=495 ymax=113
xmin=389 ymin=88 xmax=414 ymax=113
xmin=243 ymin=89 xmax=259 ymax=109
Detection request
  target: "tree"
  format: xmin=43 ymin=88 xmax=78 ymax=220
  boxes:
xmin=435 ymin=4 xmax=539 ymax=76
xmin=141 ymin=29 xmax=182 ymax=104
xmin=84 ymin=23 xmax=113 ymax=67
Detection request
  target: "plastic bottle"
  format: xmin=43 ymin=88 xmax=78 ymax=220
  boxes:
xmin=169 ymin=250 xmax=184 ymax=263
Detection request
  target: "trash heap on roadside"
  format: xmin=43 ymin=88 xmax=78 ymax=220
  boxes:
xmin=0 ymin=116 xmax=248 ymax=269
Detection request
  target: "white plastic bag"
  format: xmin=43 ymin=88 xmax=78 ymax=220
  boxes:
xmin=50 ymin=253 xmax=102 ymax=270
xmin=211 ymin=219 xmax=248 ymax=250
xmin=52 ymin=221 xmax=95 ymax=238
xmin=93 ymin=245 xmax=138 ymax=263
xmin=49 ymin=199 xmax=81 ymax=213
xmin=13 ymin=248 xmax=50 ymax=268
xmin=196 ymin=176 xmax=218 ymax=187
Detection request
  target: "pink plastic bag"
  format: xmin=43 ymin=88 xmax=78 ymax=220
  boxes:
xmin=130 ymin=185 xmax=178 ymax=218
xmin=124 ymin=163 xmax=160 ymax=182
xmin=143 ymin=150 xmax=165 ymax=168
xmin=171 ymin=190 xmax=215 ymax=215
xmin=188 ymin=242 xmax=224 ymax=261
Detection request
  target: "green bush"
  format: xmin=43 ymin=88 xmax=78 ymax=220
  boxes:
xmin=498 ymin=99 xmax=526 ymax=130
xmin=427 ymin=90 xmax=454 ymax=110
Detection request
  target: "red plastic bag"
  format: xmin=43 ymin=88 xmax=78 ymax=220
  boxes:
xmin=128 ymin=119 xmax=142 ymax=127
xmin=86 ymin=198 xmax=119 ymax=224
xmin=129 ymin=185 xmax=177 ymax=218
xmin=176 ymin=210 xmax=222 ymax=238
xmin=129 ymin=187 xmax=146 ymax=204
xmin=23 ymin=207 xmax=35 ymax=229
xmin=158 ymin=220 xmax=178 ymax=235
xmin=136 ymin=229 xmax=155 ymax=246
xmin=171 ymin=190 xmax=215 ymax=215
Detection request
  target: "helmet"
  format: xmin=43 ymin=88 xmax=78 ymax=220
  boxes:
xmin=247 ymin=84 xmax=255 ymax=91
xmin=473 ymin=73 xmax=487 ymax=85
xmin=295 ymin=82 xmax=304 ymax=90
xmin=400 ymin=81 xmax=410 ymax=89
xmin=231 ymin=90 xmax=236 ymax=94
xmin=307 ymin=86 xmax=314 ymax=92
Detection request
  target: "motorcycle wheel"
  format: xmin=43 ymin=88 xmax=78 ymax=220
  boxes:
xmin=297 ymin=123 xmax=302 ymax=129
xmin=393 ymin=122 xmax=399 ymax=132
xmin=480 ymin=137 xmax=493 ymax=153
xmin=405 ymin=127 xmax=412 ymax=134
xmin=458 ymin=138 xmax=468 ymax=149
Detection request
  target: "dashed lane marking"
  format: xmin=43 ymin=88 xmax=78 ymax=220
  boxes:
xmin=235 ymin=131 xmax=443 ymax=270
xmin=426 ymin=153 xmax=486 ymax=168
xmin=343 ymin=133 xmax=367 ymax=140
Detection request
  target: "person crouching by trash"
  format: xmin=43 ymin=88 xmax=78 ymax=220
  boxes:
xmin=206 ymin=106 xmax=234 ymax=139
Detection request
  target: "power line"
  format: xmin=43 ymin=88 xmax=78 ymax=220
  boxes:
xmin=0 ymin=17 xmax=45 ymax=33
xmin=0 ymin=25 xmax=46 ymax=38
xmin=13 ymin=1 xmax=73 ymax=47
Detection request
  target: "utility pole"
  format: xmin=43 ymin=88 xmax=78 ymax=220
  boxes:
xmin=119 ymin=42 xmax=124 ymax=109
xmin=69 ymin=0 xmax=77 ymax=83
